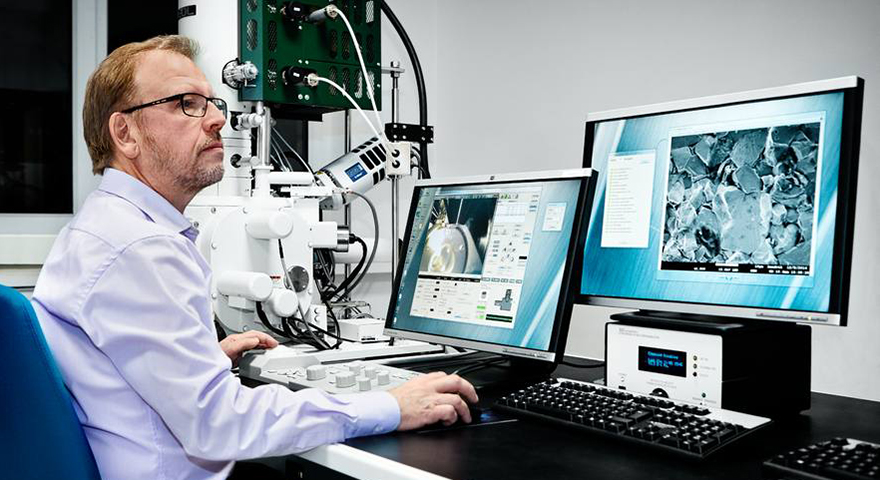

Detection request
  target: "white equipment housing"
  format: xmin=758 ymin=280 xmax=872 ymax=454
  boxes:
xmin=179 ymin=0 xmax=339 ymax=337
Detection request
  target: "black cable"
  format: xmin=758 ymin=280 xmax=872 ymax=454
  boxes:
xmin=288 ymin=314 xmax=333 ymax=350
xmin=282 ymin=317 xmax=328 ymax=350
xmin=452 ymin=357 xmax=510 ymax=376
xmin=297 ymin=318 xmax=355 ymax=344
xmin=381 ymin=0 xmax=430 ymax=178
xmin=327 ymin=236 xmax=367 ymax=301
xmin=339 ymin=192 xmax=379 ymax=297
xmin=256 ymin=302 xmax=289 ymax=338
xmin=314 ymin=250 xmax=334 ymax=292
xmin=558 ymin=359 xmax=606 ymax=369
xmin=318 ymin=250 xmax=335 ymax=285
xmin=401 ymin=352 xmax=497 ymax=373
xmin=411 ymin=163 xmax=427 ymax=178
xmin=327 ymin=238 xmax=366 ymax=299
xmin=258 ymin=300 xmax=327 ymax=350
xmin=276 ymin=239 xmax=333 ymax=350
xmin=323 ymin=301 xmax=344 ymax=349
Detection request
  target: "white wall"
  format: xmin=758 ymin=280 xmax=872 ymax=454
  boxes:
xmin=430 ymin=0 xmax=880 ymax=401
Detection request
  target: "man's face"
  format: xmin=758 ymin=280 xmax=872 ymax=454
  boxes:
xmin=129 ymin=50 xmax=226 ymax=194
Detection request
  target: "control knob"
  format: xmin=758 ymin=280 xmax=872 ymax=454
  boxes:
xmin=306 ymin=365 xmax=326 ymax=381
xmin=335 ymin=371 xmax=356 ymax=388
xmin=358 ymin=376 xmax=372 ymax=391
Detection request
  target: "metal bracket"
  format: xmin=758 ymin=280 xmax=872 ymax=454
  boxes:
xmin=384 ymin=123 xmax=434 ymax=144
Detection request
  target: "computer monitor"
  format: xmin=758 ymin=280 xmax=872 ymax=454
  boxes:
xmin=384 ymin=169 xmax=594 ymax=363
xmin=576 ymin=76 xmax=863 ymax=326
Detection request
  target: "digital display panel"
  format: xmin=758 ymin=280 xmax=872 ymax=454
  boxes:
xmin=638 ymin=346 xmax=687 ymax=377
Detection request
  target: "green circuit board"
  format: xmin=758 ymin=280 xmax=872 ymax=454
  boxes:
xmin=239 ymin=0 xmax=381 ymax=111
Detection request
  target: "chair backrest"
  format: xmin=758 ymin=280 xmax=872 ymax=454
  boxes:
xmin=0 ymin=284 xmax=101 ymax=480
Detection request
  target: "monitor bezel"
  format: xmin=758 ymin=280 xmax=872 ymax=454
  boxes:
xmin=384 ymin=168 xmax=594 ymax=363
xmin=574 ymin=76 xmax=864 ymax=327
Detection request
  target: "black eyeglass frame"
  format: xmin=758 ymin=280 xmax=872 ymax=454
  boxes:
xmin=120 ymin=92 xmax=228 ymax=119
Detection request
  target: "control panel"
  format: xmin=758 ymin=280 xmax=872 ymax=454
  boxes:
xmin=239 ymin=345 xmax=420 ymax=393
xmin=606 ymin=323 xmax=723 ymax=408
xmin=277 ymin=361 xmax=419 ymax=393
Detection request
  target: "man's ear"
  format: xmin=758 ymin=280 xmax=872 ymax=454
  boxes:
xmin=108 ymin=112 xmax=140 ymax=160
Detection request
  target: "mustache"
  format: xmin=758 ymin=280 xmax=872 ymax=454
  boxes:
xmin=200 ymin=134 xmax=223 ymax=152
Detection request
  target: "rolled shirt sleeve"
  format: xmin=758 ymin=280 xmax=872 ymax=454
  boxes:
xmin=76 ymin=234 xmax=400 ymax=461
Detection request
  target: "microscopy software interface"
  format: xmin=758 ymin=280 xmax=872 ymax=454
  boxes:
xmin=581 ymin=91 xmax=845 ymax=313
xmin=391 ymin=178 xmax=582 ymax=351
xmin=411 ymin=187 xmax=544 ymax=327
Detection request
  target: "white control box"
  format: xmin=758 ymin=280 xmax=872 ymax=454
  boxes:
xmin=337 ymin=317 xmax=386 ymax=342
xmin=606 ymin=323 xmax=723 ymax=408
xmin=385 ymin=142 xmax=412 ymax=176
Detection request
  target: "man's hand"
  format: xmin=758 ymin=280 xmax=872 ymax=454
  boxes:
xmin=219 ymin=331 xmax=279 ymax=365
xmin=389 ymin=372 xmax=479 ymax=430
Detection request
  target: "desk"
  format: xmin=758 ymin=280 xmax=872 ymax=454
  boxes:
xmin=279 ymin=362 xmax=880 ymax=480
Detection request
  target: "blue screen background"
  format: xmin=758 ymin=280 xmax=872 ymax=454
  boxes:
xmin=580 ymin=92 xmax=844 ymax=313
xmin=391 ymin=179 xmax=583 ymax=351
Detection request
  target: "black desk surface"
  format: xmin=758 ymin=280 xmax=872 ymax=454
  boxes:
xmin=337 ymin=363 xmax=880 ymax=480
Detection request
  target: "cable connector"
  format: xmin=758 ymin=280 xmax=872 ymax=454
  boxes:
xmin=281 ymin=67 xmax=318 ymax=87
xmin=280 ymin=2 xmax=309 ymax=22
xmin=307 ymin=4 xmax=339 ymax=23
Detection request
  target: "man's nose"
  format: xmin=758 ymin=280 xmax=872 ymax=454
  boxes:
xmin=204 ymin=102 xmax=226 ymax=132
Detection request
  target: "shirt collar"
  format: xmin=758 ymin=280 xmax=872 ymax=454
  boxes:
xmin=98 ymin=168 xmax=198 ymax=241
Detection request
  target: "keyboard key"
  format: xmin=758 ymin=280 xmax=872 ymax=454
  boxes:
xmin=659 ymin=434 xmax=680 ymax=448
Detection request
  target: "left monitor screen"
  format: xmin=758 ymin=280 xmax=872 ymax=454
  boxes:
xmin=388 ymin=176 xmax=585 ymax=357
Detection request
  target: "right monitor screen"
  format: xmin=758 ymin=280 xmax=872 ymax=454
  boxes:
xmin=579 ymin=80 xmax=862 ymax=325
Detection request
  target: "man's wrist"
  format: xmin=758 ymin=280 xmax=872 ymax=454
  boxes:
xmin=339 ymin=391 xmax=401 ymax=437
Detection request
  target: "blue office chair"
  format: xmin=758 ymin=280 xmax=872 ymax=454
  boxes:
xmin=0 ymin=284 xmax=101 ymax=479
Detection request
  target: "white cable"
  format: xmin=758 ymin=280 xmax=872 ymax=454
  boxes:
xmin=318 ymin=6 xmax=400 ymax=162
xmin=313 ymin=75 xmax=398 ymax=166
xmin=270 ymin=137 xmax=293 ymax=172
xmin=274 ymin=132 xmax=314 ymax=175
xmin=332 ymin=7 xmax=384 ymax=135
xmin=313 ymin=75 xmax=385 ymax=144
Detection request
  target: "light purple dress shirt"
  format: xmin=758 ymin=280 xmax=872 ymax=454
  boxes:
xmin=31 ymin=168 xmax=400 ymax=480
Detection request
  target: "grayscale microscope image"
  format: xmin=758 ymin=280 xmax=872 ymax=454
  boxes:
xmin=662 ymin=123 xmax=820 ymax=268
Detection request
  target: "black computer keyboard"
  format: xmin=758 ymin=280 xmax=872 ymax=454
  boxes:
xmin=763 ymin=438 xmax=880 ymax=479
xmin=493 ymin=377 xmax=771 ymax=459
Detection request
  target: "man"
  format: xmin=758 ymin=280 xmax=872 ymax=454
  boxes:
xmin=32 ymin=35 xmax=477 ymax=480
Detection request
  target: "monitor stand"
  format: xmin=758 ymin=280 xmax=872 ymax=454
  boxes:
xmin=606 ymin=310 xmax=811 ymax=418
xmin=611 ymin=310 xmax=780 ymax=332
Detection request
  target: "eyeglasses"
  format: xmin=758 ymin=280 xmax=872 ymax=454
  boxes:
xmin=121 ymin=92 xmax=228 ymax=119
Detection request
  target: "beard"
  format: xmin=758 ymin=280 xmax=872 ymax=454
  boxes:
xmin=142 ymin=128 xmax=225 ymax=193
